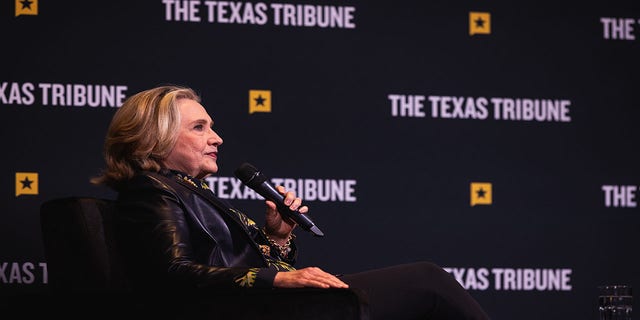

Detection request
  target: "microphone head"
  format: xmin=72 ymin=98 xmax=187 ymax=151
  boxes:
xmin=234 ymin=162 xmax=267 ymax=187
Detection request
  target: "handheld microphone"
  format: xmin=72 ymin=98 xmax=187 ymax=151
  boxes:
xmin=234 ymin=162 xmax=324 ymax=237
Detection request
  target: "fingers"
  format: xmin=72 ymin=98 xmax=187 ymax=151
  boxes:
xmin=274 ymin=267 xmax=349 ymax=289
xmin=264 ymin=186 xmax=308 ymax=236
xmin=302 ymin=267 xmax=349 ymax=289
xmin=276 ymin=185 xmax=308 ymax=213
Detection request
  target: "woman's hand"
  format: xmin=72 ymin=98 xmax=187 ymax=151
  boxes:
xmin=274 ymin=267 xmax=349 ymax=289
xmin=263 ymin=185 xmax=308 ymax=243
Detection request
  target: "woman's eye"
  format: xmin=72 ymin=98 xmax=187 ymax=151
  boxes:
xmin=194 ymin=124 xmax=204 ymax=130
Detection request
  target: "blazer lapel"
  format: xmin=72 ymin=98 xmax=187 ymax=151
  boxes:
xmin=171 ymin=177 xmax=270 ymax=265
xmin=173 ymin=177 xmax=252 ymax=234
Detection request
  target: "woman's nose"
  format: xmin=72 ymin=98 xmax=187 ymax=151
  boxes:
xmin=210 ymin=130 xmax=223 ymax=145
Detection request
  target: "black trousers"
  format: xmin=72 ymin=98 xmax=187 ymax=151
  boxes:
xmin=340 ymin=262 xmax=490 ymax=320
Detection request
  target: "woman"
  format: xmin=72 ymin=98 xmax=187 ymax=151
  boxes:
xmin=91 ymin=85 xmax=490 ymax=319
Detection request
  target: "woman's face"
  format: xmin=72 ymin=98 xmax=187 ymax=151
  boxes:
xmin=162 ymin=98 xmax=223 ymax=179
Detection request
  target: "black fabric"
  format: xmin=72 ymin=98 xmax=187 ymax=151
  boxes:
xmin=115 ymin=171 xmax=284 ymax=289
xmin=38 ymin=196 xmax=369 ymax=319
xmin=341 ymin=262 xmax=490 ymax=320
xmin=3 ymin=289 xmax=370 ymax=320
xmin=40 ymin=197 xmax=129 ymax=292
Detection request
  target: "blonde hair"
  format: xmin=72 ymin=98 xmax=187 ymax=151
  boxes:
xmin=91 ymin=85 xmax=201 ymax=190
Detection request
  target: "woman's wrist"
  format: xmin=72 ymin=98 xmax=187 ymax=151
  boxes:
xmin=262 ymin=227 xmax=291 ymax=244
xmin=262 ymin=227 xmax=295 ymax=256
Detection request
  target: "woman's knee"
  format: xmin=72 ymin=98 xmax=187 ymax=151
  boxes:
xmin=413 ymin=261 xmax=448 ymax=276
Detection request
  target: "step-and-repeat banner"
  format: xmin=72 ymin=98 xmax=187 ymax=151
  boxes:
xmin=2 ymin=1 xmax=638 ymax=319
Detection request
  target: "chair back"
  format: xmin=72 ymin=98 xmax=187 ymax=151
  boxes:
xmin=40 ymin=197 xmax=129 ymax=292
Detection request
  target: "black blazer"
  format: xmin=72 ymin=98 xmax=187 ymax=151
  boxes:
xmin=115 ymin=170 xmax=296 ymax=291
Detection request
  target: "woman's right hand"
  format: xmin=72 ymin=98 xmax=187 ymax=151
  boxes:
xmin=274 ymin=267 xmax=349 ymax=289
xmin=263 ymin=185 xmax=305 ymax=241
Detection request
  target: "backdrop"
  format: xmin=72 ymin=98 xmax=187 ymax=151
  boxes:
xmin=2 ymin=1 xmax=639 ymax=319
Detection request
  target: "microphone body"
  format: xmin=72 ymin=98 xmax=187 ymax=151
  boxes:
xmin=234 ymin=163 xmax=324 ymax=237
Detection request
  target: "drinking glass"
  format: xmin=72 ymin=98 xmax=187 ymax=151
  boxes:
xmin=599 ymin=285 xmax=632 ymax=320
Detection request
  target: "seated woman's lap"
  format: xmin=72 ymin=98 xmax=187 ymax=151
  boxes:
xmin=340 ymin=261 xmax=489 ymax=320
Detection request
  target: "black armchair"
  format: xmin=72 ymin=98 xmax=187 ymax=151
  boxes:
xmin=39 ymin=196 xmax=369 ymax=320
